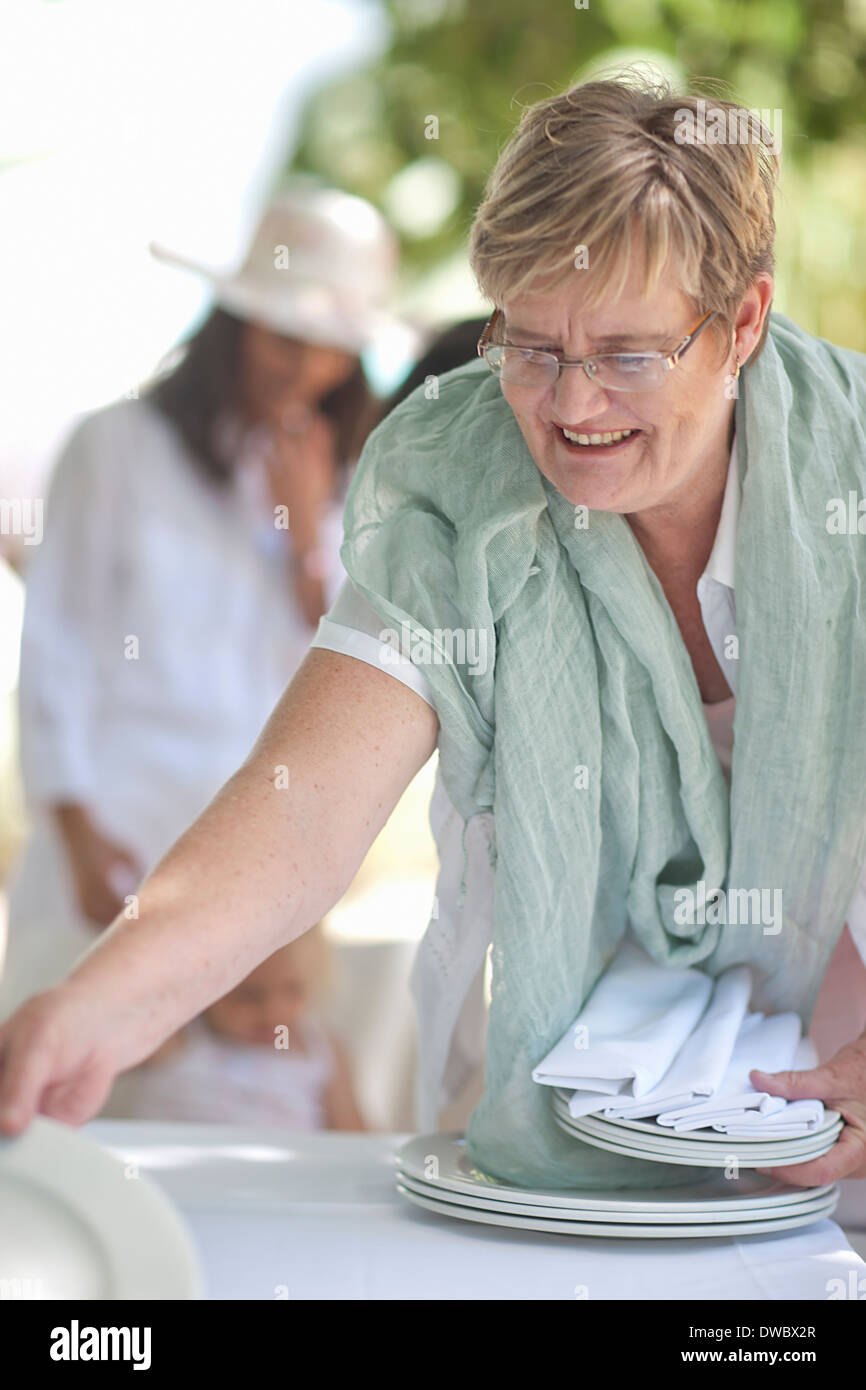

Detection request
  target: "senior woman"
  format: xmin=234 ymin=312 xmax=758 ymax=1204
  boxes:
xmin=1 ymin=75 xmax=866 ymax=1192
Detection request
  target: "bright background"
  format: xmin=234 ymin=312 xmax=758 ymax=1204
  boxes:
xmin=1 ymin=0 xmax=865 ymax=1127
xmin=6 ymin=0 xmax=864 ymax=507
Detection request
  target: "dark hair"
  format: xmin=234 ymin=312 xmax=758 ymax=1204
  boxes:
xmin=384 ymin=318 xmax=490 ymax=414
xmin=143 ymin=306 xmax=382 ymax=484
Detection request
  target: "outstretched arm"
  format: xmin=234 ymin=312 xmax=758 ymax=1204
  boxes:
xmin=0 ymin=647 xmax=439 ymax=1132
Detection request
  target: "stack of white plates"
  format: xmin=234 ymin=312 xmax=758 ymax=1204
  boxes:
xmin=395 ymin=1133 xmax=838 ymax=1238
xmin=551 ymin=1087 xmax=844 ymax=1168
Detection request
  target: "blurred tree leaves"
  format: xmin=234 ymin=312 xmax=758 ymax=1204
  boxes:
xmin=289 ymin=0 xmax=866 ymax=345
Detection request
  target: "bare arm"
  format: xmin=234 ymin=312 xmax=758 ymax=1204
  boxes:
xmin=0 ymin=648 xmax=438 ymax=1132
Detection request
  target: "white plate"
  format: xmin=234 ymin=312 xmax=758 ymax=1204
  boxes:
xmin=394 ymin=1134 xmax=833 ymax=1211
xmin=551 ymin=1091 xmax=843 ymax=1143
xmin=396 ymin=1171 xmax=837 ymax=1224
xmin=624 ymin=1114 xmax=842 ymax=1140
xmin=553 ymin=1089 xmax=845 ymax=1145
xmin=396 ymin=1182 xmax=839 ymax=1239
xmin=550 ymin=1091 xmax=843 ymax=1142
xmin=556 ymin=1116 xmax=838 ymax=1163
xmin=556 ymin=1109 xmax=841 ymax=1162
xmin=0 ymin=1116 xmax=202 ymax=1299
xmin=555 ymin=1118 xmax=839 ymax=1169
xmin=553 ymin=1102 xmax=841 ymax=1152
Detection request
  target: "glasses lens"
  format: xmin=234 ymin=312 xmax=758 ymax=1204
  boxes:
xmin=487 ymin=346 xmax=556 ymax=387
xmin=484 ymin=346 xmax=668 ymax=391
xmin=591 ymin=356 xmax=665 ymax=391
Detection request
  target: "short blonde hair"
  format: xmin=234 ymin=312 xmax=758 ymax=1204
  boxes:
xmin=468 ymin=70 xmax=779 ymax=363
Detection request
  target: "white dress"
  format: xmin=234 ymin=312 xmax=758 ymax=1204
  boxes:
xmin=0 ymin=396 xmax=346 ymax=1018
xmin=107 ymin=1014 xmax=336 ymax=1128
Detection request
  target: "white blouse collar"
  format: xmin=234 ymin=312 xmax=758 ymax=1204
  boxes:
xmin=702 ymin=431 xmax=740 ymax=593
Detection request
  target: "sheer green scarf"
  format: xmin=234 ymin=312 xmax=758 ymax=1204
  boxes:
xmin=340 ymin=312 xmax=866 ymax=1188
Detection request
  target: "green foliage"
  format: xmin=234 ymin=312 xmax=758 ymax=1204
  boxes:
xmin=289 ymin=0 xmax=866 ymax=346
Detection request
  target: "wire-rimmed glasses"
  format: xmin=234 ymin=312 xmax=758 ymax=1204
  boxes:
xmin=476 ymin=308 xmax=717 ymax=391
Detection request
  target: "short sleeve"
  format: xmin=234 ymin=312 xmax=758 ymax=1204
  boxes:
xmin=309 ymin=577 xmax=436 ymax=710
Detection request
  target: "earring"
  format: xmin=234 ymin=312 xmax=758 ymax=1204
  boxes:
xmin=733 ymin=356 xmax=741 ymax=380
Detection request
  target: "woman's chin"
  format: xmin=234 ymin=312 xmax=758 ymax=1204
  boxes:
xmin=545 ymin=468 xmax=634 ymax=513
xmin=537 ymin=440 xmax=646 ymax=512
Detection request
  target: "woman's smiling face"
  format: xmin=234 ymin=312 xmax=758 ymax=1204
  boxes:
xmin=499 ymin=257 xmax=762 ymax=518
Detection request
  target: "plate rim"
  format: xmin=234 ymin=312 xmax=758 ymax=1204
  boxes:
xmin=558 ymin=1106 xmax=845 ymax=1150
xmin=560 ymin=1112 xmax=840 ymax=1160
xmin=396 ymin=1181 xmax=838 ymax=1240
xmin=396 ymin=1170 xmax=837 ymax=1223
xmin=547 ymin=1089 xmax=839 ymax=1134
xmin=554 ymin=1119 xmax=839 ymax=1168
xmin=394 ymin=1133 xmax=833 ymax=1208
xmin=0 ymin=1116 xmax=202 ymax=1299
xmin=551 ymin=1092 xmax=843 ymax=1142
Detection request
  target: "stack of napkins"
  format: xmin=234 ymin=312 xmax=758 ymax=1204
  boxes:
xmin=532 ymin=940 xmax=827 ymax=1137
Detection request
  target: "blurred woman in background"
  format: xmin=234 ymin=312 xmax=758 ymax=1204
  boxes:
xmin=0 ymin=182 xmax=395 ymax=1021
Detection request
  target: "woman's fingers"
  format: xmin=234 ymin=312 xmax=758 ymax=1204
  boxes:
xmin=756 ymin=1121 xmax=866 ymax=1186
xmin=0 ymin=998 xmax=59 ymax=1132
xmin=750 ymin=1063 xmax=837 ymax=1101
xmin=39 ymin=1064 xmax=116 ymax=1128
xmin=751 ymin=1035 xmax=866 ymax=1102
xmin=749 ymin=1038 xmax=866 ymax=1184
xmin=0 ymin=989 xmax=115 ymax=1134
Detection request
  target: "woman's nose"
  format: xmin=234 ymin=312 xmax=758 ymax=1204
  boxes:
xmin=552 ymin=365 xmax=612 ymax=424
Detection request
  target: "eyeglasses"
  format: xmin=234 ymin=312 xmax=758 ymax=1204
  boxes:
xmin=476 ymin=308 xmax=716 ymax=392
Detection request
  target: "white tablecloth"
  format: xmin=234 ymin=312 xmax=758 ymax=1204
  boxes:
xmin=84 ymin=1120 xmax=866 ymax=1301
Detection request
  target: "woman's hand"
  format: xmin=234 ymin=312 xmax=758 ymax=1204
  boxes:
xmin=54 ymin=803 xmax=143 ymax=927
xmin=261 ymin=406 xmax=338 ymax=544
xmin=0 ymin=650 xmax=440 ymax=1137
xmin=259 ymin=407 xmax=338 ymax=627
xmin=0 ymin=984 xmax=122 ymax=1133
xmin=262 ymin=406 xmax=337 ymax=515
xmin=750 ymin=1037 xmax=866 ymax=1184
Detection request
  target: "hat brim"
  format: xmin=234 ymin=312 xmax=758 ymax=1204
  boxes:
xmin=149 ymin=239 xmax=401 ymax=355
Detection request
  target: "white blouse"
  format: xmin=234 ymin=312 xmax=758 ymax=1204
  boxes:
xmin=310 ymin=433 xmax=866 ymax=1125
xmin=17 ymin=395 xmax=347 ymax=853
xmin=1 ymin=395 xmax=347 ymax=1018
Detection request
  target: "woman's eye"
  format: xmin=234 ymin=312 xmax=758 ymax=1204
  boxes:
xmin=611 ymin=356 xmax=649 ymax=372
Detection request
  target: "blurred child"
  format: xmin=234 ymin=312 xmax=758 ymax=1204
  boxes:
xmin=111 ymin=923 xmax=365 ymax=1130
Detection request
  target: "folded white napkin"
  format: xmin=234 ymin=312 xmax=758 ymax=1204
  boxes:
xmin=534 ymin=938 xmax=828 ymax=1139
xmin=656 ymin=1013 xmax=811 ymax=1131
xmin=532 ymin=940 xmax=713 ymax=1098
xmin=706 ymin=1039 xmax=826 ymax=1136
xmin=599 ymin=965 xmax=752 ymax=1119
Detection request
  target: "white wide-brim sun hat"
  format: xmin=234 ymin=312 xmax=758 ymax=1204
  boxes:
xmin=150 ymin=178 xmax=402 ymax=356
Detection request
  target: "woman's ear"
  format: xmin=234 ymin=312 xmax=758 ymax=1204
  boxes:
xmin=736 ymin=273 xmax=775 ymax=366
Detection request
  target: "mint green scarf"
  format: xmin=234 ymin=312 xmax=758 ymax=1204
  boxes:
xmin=340 ymin=312 xmax=866 ymax=1188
